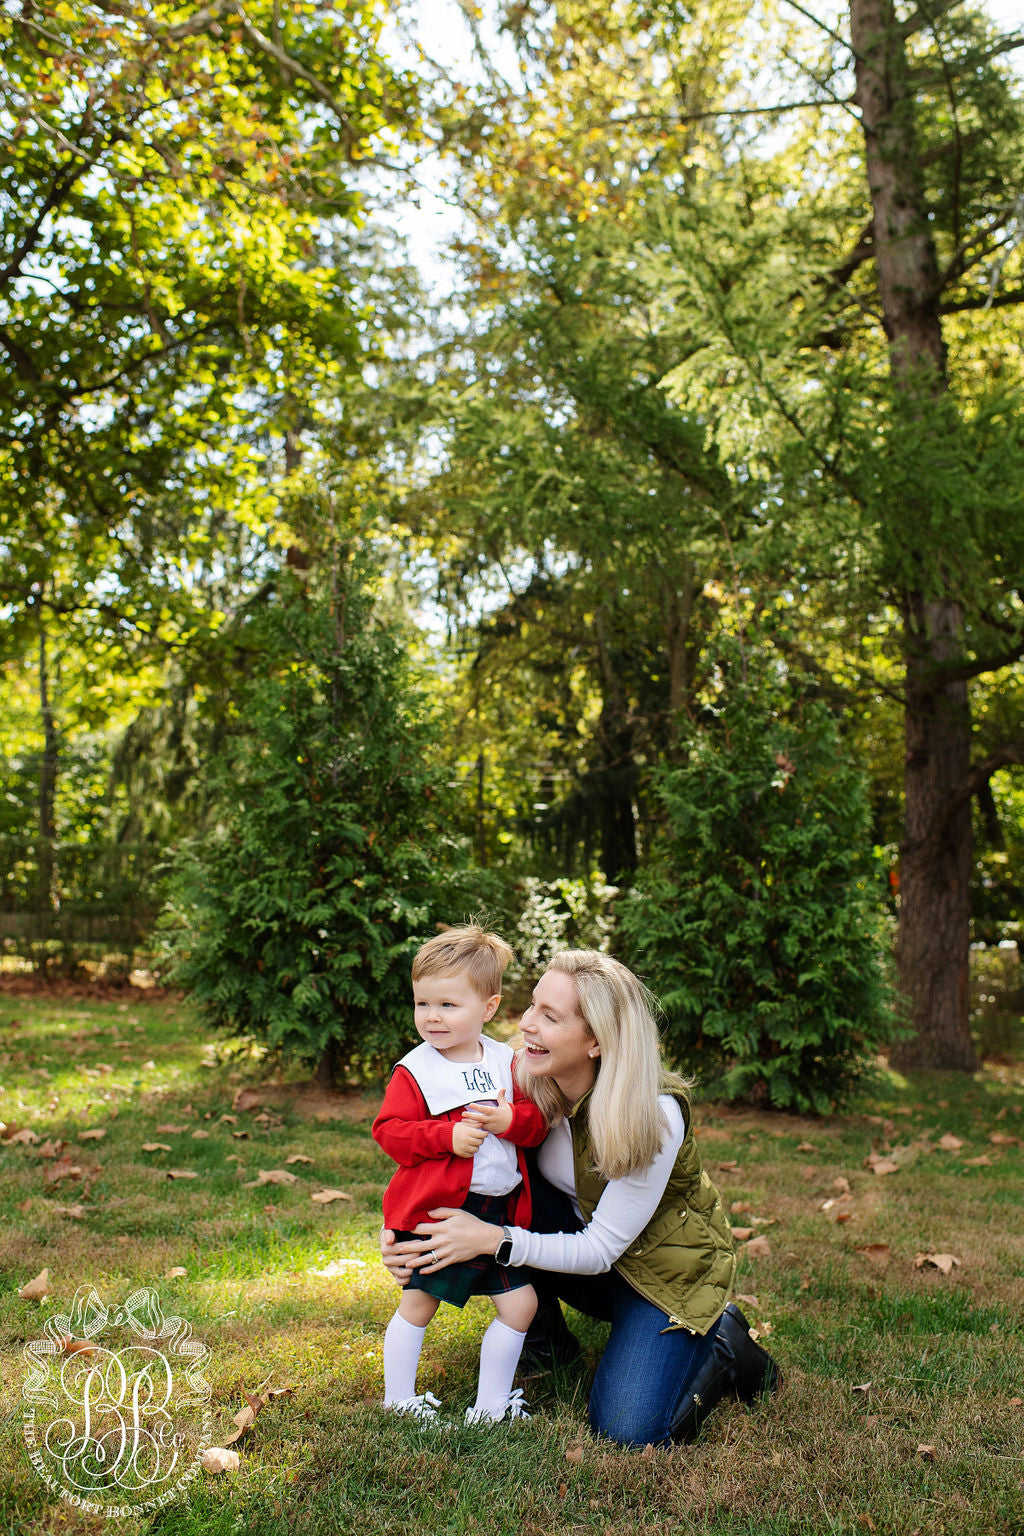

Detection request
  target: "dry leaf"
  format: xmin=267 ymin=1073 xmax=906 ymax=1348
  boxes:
xmin=79 ymin=1128 xmax=106 ymax=1141
xmin=717 ymin=1160 xmax=740 ymax=1172
xmin=871 ymin=1160 xmax=899 ymax=1177
xmin=1008 ymin=1397 xmax=1023 ymax=1407
xmin=43 ymin=1157 xmax=83 ymax=1185
xmin=61 ymin=1339 xmax=96 ymax=1357
xmin=916 ymin=1444 xmax=936 ymax=1461
xmin=796 ymin=1141 xmax=815 ymax=1152
xmin=830 ymin=1176 xmax=851 ymax=1196
xmin=852 ymin=1381 xmax=872 ymax=1394
xmin=156 ymin=1123 xmax=187 ymax=1133
xmin=557 ymin=1483 xmax=568 ymax=1500
xmin=220 ymin=1114 xmax=238 ymax=1125
xmin=10 ymin=1128 xmax=40 ymax=1145
xmin=937 ymin=1134 xmax=963 ymax=1152
xmin=311 ymin=1188 xmax=353 ymax=1204
xmin=836 ymin=1212 xmax=855 ymax=1224
xmin=166 ymin=1267 xmax=188 ymax=1278
xmin=735 ymin=1292 xmax=759 ymax=1307
xmin=252 ymin=1169 xmax=298 ymax=1186
xmin=232 ymin=1131 xmax=250 ymax=1139
xmin=863 ymin=1415 xmax=879 ymax=1429
xmin=858 ymin=1516 xmax=876 ymax=1531
xmin=285 ymin=1154 xmax=313 ymax=1165
xmin=730 ymin=1200 xmax=753 ymax=1215
xmin=965 ymin=1155 xmax=992 ymax=1167
xmin=55 ymin=1204 xmax=87 ymax=1219
xmin=731 ymin=1227 xmax=754 ymax=1241
xmin=191 ymin=1129 xmax=211 ymax=1140
xmin=232 ymin=1088 xmax=262 ymax=1112
xmin=565 ymin=1444 xmax=584 ymax=1465
xmin=18 ymin=1268 xmax=49 ymax=1300
xmin=855 ymin=1244 xmax=891 ymax=1268
xmin=36 ymin=1140 xmax=63 ymax=1158
xmin=914 ymin=1252 xmax=961 ymax=1275
xmin=201 ymin=1447 xmax=240 ymax=1474
xmin=166 ymin=1169 xmax=199 ymax=1180
xmin=990 ymin=1132 xmax=1020 ymax=1146
xmin=742 ymin=1235 xmax=772 ymax=1258
xmin=142 ymin=1142 xmax=172 ymax=1152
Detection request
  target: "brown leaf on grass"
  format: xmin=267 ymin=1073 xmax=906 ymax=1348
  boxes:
xmin=966 ymin=1154 xmax=993 ymax=1166
xmin=18 ymin=1268 xmax=49 ymax=1300
xmin=222 ymin=1382 xmax=295 ymax=1446
xmin=79 ymin=1128 xmax=106 ymax=1142
xmin=796 ymin=1141 xmax=815 ymax=1152
xmin=830 ymin=1176 xmax=851 ymax=1196
xmin=166 ymin=1267 xmax=188 ymax=1278
xmin=247 ymin=1169 xmax=298 ymax=1187
xmin=742 ymin=1235 xmax=772 ymax=1258
xmin=736 ymin=1292 xmax=759 ymax=1307
xmin=54 ymin=1204 xmax=87 ymax=1219
xmin=730 ymin=1200 xmax=752 ymax=1215
xmin=156 ymin=1123 xmax=187 ymax=1134
xmin=870 ymin=1160 xmax=899 ymax=1177
xmin=61 ymin=1339 xmax=96 ymax=1356
xmin=836 ymin=1212 xmax=855 ymax=1224
xmin=557 ymin=1483 xmax=568 ymax=1500
xmin=852 ymin=1381 xmax=872 ymax=1395
xmin=694 ymin=1126 xmax=730 ymax=1141
xmin=937 ymin=1134 xmax=963 ymax=1152
xmin=10 ymin=1128 xmax=40 ymax=1145
xmin=192 ymin=1129 xmax=211 ymax=1140
xmin=855 ymin=1244 xmax=891 ymax=1268
xmin=201 ymin=1447 xmax=240 ymax=1474
xmin=43 ymin=1157 xmax=83 ymax=1186
xmin=916 ymin=1444 xmax=936 ymax=1461
xmin=858 ymin=1515 xmax=876 ymax=1531
xmin=232 ymin=1088 xmax=262 ymax=1113
xmin=142 ymin=1143 xmax=172 ymax=1153
xmin=232 ymin=1131 xmax=250 ymax=1139
xmin=285 ymin=1154 xmax=313 ymax=1165
xmin=863 ymin=1415 xmax=879 ymax=1430
xmin=36 ymin=1139 xmax=64 ymax=1158
xmin=220 ymin=1114 xmax=238 ymax=1125
xmin=914 ymin=1252 xmax=961 ymax=1275
xmin=166 ymin=1169 xmax=199 ymax=1180
xmin=717 ymin=1160 xmax=740 ymax=1172
xmin=1008 ymin=1397 xmax=1023 ymax=1407
xmin=18 ymin=1197 xmax=32 ymax=1212
xmin=310 ymin=1188 xmax=353 ymax=1204
xmin=565 ymin=1444 xmax=584 ymax=1465
xmin=731 ymin=1227 xmax=754 ymax=1241
xmin=990 ymin=1132 xmax=1021 ymax=1146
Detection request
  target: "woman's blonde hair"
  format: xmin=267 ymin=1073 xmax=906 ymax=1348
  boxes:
xmin=516 ymin=950 xmax=692 ymax=1180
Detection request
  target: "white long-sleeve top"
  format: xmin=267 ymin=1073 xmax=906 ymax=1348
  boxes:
xmin=507 ymin=1096 xmax=686 ymax=1275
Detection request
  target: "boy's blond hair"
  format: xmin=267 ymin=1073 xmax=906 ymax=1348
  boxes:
xmin=412 ymin=923 xmax=514 ymax=1001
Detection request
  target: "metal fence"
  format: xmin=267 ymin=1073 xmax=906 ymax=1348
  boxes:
xmin=0 ymin=837 xmax=163 ymax=968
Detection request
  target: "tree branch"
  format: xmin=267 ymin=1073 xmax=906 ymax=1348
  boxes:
xmin=940 ymin=286 xmax=1024 ymax=314
xmin=927 ymin=742 xmax=1024 ymax=843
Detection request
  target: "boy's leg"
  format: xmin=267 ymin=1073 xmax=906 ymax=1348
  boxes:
xmin=468 ymin=1286 xmax=538 ymax=1422
xmin=383 ymin=1290 xmax=440 ymax=1406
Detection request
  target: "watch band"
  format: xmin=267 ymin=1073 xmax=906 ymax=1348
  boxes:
xmin=494 ymin=1225 xmax=514 ymax=1266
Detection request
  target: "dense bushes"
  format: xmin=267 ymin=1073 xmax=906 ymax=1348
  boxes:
xmin=621 ymin=690 xmax=901 ymax=1112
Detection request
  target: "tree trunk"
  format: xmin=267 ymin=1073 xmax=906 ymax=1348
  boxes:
xmin=315 ymin=1037 xmax=339 ymax=1089
xmin=37 ymin=621 xmax=59 ymax=916
xmin=850 ymin=0 xmax=979 ymax=1069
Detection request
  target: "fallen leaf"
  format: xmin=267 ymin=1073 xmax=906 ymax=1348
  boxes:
xmin=557 ymin=1483 xmax=568 ymax=1500
xmin=19 ymin=1268 xmax=49 ymax=1300
xmin=141 ymin=1060 xmax=156 ymax=1070
xmin=10 ymin=1128 xmax=40 ymax=1145
xmin=250 ymin=1169 xmax=298 ymax=1186
xmin=965 ymin=1155 xmax=992 ymax=1166
xmin=1008 ymin=1397 xmax=1023 ymax=1407
xmin=54 ymin=1204 xmax=87 ymax=1219
xmin=165 ymin=1267 xmax=188 ymax=1278
xmin=914 ymin=1252 xmax=961 ymax=1275
xmin=310 ymin=1188 xmax=353 ymax=1204
xmin=166 ymin=1169 xmax=199 ymax=1180
xmin=990 ymin=1132 xmax=1020 ymax=1146
xmin=796 ymin=1141 xmax=815 ymax=1152
xmin=730 ymin=1200 xmax=752 ymax=1215
xmin=858 ymin=1515 xmax=876 ymax=1531
xmin=191 ymin=1129 xmax=211 ymax=1140
xmin=285 ymin=1154 xmax=313 ymax=1165
xmin=565 ymin=1444 xmax=584 ymax=1465
xmin=717 ymin=1160 xmax=740 ymax=1172
xmin=232 ymin=1131 xmax=250 ymax=1140
xmin=43 ymin=1157 xmax=83 ymax=1186
xmin=735 ymin=1292 xmax=759 ymax=1307
xmin=916 ymin=1444 xmax=936 ymax=1461
xmin=61 ymin=1339 xmax=96 ymax=1356
xmin=870 ymin=1160 xmax=899 ymax=1177
xmin=232 ymin=1088 xmax=262 ymax=1112
xmin=220 ymin=1114 xmax=238 ymax=1125
xmin=201 ymin=1447 xmax=240 ymax=1474
xmin=731 ymin=1226 xmax=754 ymax=1241
xmin=852 ymin=1381 xmax=872 ymax=1394
xmin=855 ymin=1244 xmax=891 ymax=1268
xmin=863 ymin=1415 xmax=879 ymax=1429
xmin=142 ymin=1143 xmax=172 ymax=1152
xmin=79 ymin=1128 xmax=106 ymax=1142
xmin=156 ymin=1123 xmax=187 ymax=1133
xmin=937 ymin=1134 xmax=963 ymax=1152
xmin=836 ymin=1212 xmax=854 ymax=1223
xmin=742 ymin=1235 xmax=772 ymax=1258
xmin=35 ymin=1140 xmax=63 ymax=1159
xmin=222 ymin=1381 xmax=294 ymax=1446
xmin=830 ymin=1176 xmax=851 ymax=1196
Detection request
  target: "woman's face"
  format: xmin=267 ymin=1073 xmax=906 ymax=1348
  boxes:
xmin=518 ymin=968 xmax=599 ymax=1101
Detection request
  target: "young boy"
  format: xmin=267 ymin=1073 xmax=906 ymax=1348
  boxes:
xmin=372 ymin=924 xmax=547 ymax=1423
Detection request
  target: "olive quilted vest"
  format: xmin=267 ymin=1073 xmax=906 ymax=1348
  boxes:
xmin=569 ymin=1088 xmax=736 ymax=1336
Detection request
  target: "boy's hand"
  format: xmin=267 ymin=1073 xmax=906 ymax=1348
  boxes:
xmin=452 ymin=1121 xmax=487 ymax=1158
xmin=462 ymin=1090 xmax=514 ymax=1137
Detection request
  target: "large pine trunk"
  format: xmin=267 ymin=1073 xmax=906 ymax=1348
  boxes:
xmin=849 ymin=0 xmax=979 ymax=1069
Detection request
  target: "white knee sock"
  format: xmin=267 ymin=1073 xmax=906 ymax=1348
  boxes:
xmin=472 ymin=1318 xmax=527 ymax=1420
xmin=383 ymin=1312 xmax=428 ymax=1405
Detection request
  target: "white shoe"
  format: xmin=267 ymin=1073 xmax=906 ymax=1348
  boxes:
xmin=387 ymin=1392 xmax=442 ymax=1421
xmin=465 ymin=1388 xmax=532 ymax=1425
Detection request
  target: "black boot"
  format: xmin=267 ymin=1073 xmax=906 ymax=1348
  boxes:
xmin=671 ymin=1304 xmax=781 ymax=1443
xmin=518 ymin=1294 xmax=582 ymax=1378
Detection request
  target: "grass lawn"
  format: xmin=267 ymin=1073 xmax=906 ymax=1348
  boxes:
xmin=0 ymin=964 xmax=1022 ymax=1536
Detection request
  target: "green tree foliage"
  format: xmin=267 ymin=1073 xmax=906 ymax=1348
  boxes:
xmin=621 ymin=657 xmax=899 ymax=1111
xmin=162 ymin=564 xmax=456 ymax=1081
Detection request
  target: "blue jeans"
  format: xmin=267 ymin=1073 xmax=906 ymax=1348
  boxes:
xmin=525 ymin=1165 xmax=721 ymax=1447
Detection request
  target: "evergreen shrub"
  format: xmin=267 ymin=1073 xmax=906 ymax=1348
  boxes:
xmin=161 ymin=575 xmax=458 ymax=1081
xmin=620 ymin=690 xmax=901 ymax=1111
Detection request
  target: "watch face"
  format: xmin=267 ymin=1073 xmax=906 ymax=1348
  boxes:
xmin=496 ymin=1238 xmax=513 ymax=1265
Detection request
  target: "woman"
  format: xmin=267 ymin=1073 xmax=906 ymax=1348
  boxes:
xmin=381 ymin=950 xmax=781 ymax=1447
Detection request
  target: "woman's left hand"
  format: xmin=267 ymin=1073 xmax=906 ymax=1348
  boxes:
xmin=406 ymin=1207 xmax=504 ymax=1273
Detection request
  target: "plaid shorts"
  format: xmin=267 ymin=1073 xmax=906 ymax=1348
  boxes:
xmin=396 ymin=1190 xmax=530 ymax=1309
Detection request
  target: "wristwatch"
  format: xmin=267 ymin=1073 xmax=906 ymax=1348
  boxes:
xmin=494 ymin=1225 xmax=514 ymax=1266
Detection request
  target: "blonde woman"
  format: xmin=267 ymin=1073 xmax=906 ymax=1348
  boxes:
xmin=381 ymin=950 xmax=781 ymax=1446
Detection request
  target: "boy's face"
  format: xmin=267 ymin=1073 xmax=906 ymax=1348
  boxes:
xmin=412 ymin=972 xmax=500 ymax=1062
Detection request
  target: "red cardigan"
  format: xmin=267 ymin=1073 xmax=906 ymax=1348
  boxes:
xmin=372 ymin=1062 xmax=548 ymax=1230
